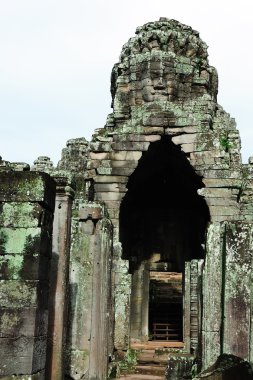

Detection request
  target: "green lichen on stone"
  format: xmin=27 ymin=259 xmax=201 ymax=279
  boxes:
xmin=0 ymin=280 xmax=38 ymax=308
xmin=0 ymin=310 xmax=20 ymax=331
xmin=0 ymin=230 xmax=8 ymax=255
xmin=113 ymin=243 xmax=131 ymax=349
xmin=116 ymin=349 xmax=138 ymax=376
xmin=0 ymin=202 xmax=40 ymax=228
xmin=0 ymin=254 xmax=24 ymax=280
xmin=65 ymin=348 xmax=90 ymax=379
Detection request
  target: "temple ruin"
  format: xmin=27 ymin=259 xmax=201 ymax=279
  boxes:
xmin=0 ymin=18 xmax=253 ymax=380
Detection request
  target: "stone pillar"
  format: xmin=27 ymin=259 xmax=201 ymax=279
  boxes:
xmin=130 ymin=262 xmax=149 ymax=343
xmin=184 ymin=260 xmax=204 ymax=355
xmin=113 ymin=245 xmax=131 ymax=350
xmin=223 ymin=222 xmax=253 ymax=360
xmin=184 ymin=262 xmax=191 ymax=353
xmin=202 ymin=223 xmax=224 ymax=370
xmin=46 ymin=177 xmax=74 ymax=380
xmin=0 ymin=172 xmax=55 ymax=379
xmin=89 ymin=216 xmax=113 ymax=379
xmin=190 ymin=260 xmax=204 ymax=355
xmin=66 ymin=204 xmax=113 ymax=380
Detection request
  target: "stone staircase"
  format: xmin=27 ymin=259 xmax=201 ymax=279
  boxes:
xmin=118 ymin=349 xmax=166 ymax=379
xmin=117 ymin=348 xmax=194 ymax=380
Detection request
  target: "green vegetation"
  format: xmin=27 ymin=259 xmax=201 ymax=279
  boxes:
xmin=220 ymin=136 xmax=232 ymax=152
xmin=118 ymin=348 xmax=138 ymax=373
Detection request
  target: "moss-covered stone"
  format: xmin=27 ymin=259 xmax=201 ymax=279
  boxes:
xmin=0 ymin=172 xmax=55 ymax=211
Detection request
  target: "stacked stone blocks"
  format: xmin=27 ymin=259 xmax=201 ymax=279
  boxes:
xmin=0 ymin=172 xmax=55 ymax=378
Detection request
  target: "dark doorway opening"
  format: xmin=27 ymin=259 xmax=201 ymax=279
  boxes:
xmin=119 ymin=136 xmax=209 ymax=345
xmin=149 ymin=272 xmax=183 ymax=341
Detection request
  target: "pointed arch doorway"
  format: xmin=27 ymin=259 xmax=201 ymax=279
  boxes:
xmin=119 ymin=136 xmax=210 ymax=350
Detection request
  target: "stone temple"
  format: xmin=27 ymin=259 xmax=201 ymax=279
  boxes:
xmin=1 ymin=18 xmax=253 ymax=380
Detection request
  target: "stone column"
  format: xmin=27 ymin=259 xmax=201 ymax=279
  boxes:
xmin=202 ymin=223 xmax=224 ymax=370
xmin=46 ymin=177 xmax=74 ymax=380
xmin=0 ymin=172 xmax=55 ymax=379
xmin=66 ymin=204 xmax=113 ymax=380
xmin=184 ymin=262 xmax=191 ymax=352
xmin=223 ymin=222 xmax=253 ymax=360
xmin=130 ymin=262 xmax=149 ymax=343
xmin=89 ymin=215 xmax=113 ymax=379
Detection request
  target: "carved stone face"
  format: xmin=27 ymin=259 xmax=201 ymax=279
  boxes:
xmin=111 ymin=19 xmax=218 ymax=120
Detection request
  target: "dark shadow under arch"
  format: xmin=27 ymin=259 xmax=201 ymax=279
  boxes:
xmin=119 ymin=135 xmax=210 ymax=344
xmin=120 ymin=135 xmax=210 ymax=272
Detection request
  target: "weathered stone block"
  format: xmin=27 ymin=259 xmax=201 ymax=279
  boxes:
xmin=208 ymin=205 xmax=239 ymax=217
xmin=0 ymin=253 xmax=49 ymax=281
xmin=198 ymin=188 xmax=235 ymax=198
xmin=89 ymin=152 xmax=110 ymax=160
xmin=0 ymin=172 xmax=55 ymax=211
xmin=110 ymin=160 xmax=138 ymax=169
xmin=96 ymin=167 xmax=112 ymax=175
xmin=0 ymin=227 xmax=52 ymax=256
xmin=0 ymin=371 xmax=44 ymax=380
xmin=111 ymin=167 xmax=135 ymax=176
xmin=78 ymin=205 xmax=103 ymax=220
xmin=143 ymin=113 xmax=168 ymax=127
xmin=80 ymin=220 xmax=95 ymax=235
xmin=204 ymin=198 xmax=237 ymax=206
xmin=172 ymin=133 xmax=197 ymax=145
xmin=194 ymin=354 xmax=253 ymax=380
xmin=109 ymin=151 xmax=142 ymax=161
xmin=112 ymin=141 xmax=150 ymax=151
xmin=180 ymin=143 xmax=195 ymax=153
xmin=165 ymin=354 xmax=194 ymax=380
xmin=0 ymin=203 xmax=46 ymax=228
xmin=95 ymin=192 xmax=125 ymax=202
xmin=102 ymin=201 xmax=121 ymax=210
xmin=94 ymin=175 xmax=128 ymax=183
xmin=0 ymin=336 xmax=47 ymax=375
xmin=142 ymin=126 xmax=164 ymax=134
xmin=65 ymin=349 xmax=89 ymax=380
xmin=0 ymin=280 xmax=48 ymax=308
xmin=94 ymin=183 xmax=127 ymax=192
xmin=0 ymin=308 xmax=48 ymax=337
xmin=165 ymin=125 xmax=198 ymax=134
xmin=203 ymin=178 xmax=241 ymax=188
xmin=107 ymin=208 xmax=120 ymax=219
xmin=89 ymin=141 xmax=112 ymax=152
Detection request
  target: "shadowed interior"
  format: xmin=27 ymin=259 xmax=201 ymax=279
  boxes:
xmin=120 ymin=135 xmax=210 ymax=342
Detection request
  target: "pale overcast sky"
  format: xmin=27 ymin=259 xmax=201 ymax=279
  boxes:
xmin=1 ymin=0 xmax=253 ymax=165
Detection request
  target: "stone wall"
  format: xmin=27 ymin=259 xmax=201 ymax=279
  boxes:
xmin=203 ymin=221 xmax=253 ymax=370
xmin=0 ymin=171 xmax=55 ymax=379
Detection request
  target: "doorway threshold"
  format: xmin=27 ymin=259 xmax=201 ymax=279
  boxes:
xmin=130 ymin=341 xmax=185 ymax=350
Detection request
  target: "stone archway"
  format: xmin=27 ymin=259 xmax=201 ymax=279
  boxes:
xmin=85 ymin=17 xmax=246 ymax=370
xmin=119 ymin=136 xmax=210 ymax=349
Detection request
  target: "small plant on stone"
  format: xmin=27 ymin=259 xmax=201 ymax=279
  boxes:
xmin=118 ymin=348 xmax=138 ymax=375
xmin=191 ymin=362 xmax=198 ymax=378
xmin=220 ymin=136 xmax=232 ymax=152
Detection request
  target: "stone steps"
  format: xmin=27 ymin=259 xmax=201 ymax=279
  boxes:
xmin=137 ymin=350 xmax=169 ymax=365
xmin=117 ymin=348 xmax=194 ymax=379
xmin=118 ymin=375 xmax=164 ymax=380
xmin=135 ymin=364 xmax=166 ymax=376
xmin=117 ymin=349 xmax=166 ymax=379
